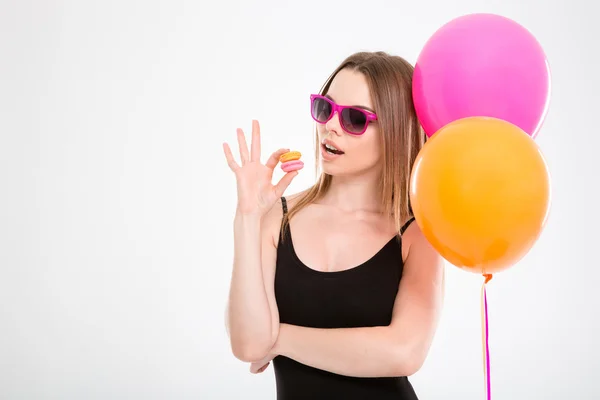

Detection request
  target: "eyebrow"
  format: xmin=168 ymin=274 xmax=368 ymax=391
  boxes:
xmin=325 ymin=94 xmax=376 ymax=114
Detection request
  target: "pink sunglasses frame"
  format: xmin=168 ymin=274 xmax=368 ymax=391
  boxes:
xmin=310 ymin=94 xmax=378 ymax=135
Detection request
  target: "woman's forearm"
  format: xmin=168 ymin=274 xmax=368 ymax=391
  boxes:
xmin=274 ymin=323 xmax=418 ymax=378
xmin=227 ymin=212 xmax=275 ymax=362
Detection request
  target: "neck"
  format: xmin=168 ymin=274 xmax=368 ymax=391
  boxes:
xmin=319 ymin=171 xmax=382 ymax=214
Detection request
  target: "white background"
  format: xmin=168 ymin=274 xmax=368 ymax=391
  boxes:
xmin=1 ymin=0 xmax=598 ymax=399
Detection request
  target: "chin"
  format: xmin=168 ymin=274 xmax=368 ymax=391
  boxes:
xmin=319 ymin=158 xmax=347 ymax=176
xmin=319 ymin=160 xmax=376 ymax=178
xmin=320 ymin=165 xmax=344 ymax=176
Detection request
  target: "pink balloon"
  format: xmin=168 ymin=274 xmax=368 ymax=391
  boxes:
xmin=413 ymin=13 xmax=551 ymax=138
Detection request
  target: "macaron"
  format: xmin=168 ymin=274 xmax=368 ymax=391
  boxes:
xmin=279 ymin=151 xmax=304 ymax=173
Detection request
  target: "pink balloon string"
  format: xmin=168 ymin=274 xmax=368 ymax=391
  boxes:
xmin=481 ymin=274 xmax=493 ymax=400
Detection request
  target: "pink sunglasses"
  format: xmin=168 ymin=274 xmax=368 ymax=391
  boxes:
xmin=310 ymin=94 xmax=378 ymax=135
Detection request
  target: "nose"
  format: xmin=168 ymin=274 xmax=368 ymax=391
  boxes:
xmin=324 ymin=111 xmax=343 ymax=136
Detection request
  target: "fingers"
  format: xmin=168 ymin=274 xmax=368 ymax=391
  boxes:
xmin=250 ymin=120 xmax=261 ymax=163
xmin=228 ymin=122 xmax=289 ymax=171
xmin=250 ymin=362 xmax=270 ymax=374
xmin=274 ymin=170 xmax=298 ymax=198
xmin=258 ymin=362 xmax=270 ymax=373
xmin=237 ymin=128 xmax=250 ymax=165
xmin=222 ymin=143 xmax=240 ymax=172
xmin=265 ymin=148 xmax=290 ymax=170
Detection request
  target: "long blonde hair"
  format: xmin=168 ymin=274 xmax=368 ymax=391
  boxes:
xmin=283 ymin=51 xmax=425 ymax=236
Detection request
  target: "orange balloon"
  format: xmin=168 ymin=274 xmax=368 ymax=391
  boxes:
xmin=410 ymin=117 xmax=551 ymax=274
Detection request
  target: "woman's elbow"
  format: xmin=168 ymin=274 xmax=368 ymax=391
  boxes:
xmin=390 ymin=343 xmax=427 ymax=377
xmin=230 ymin=338 xmax=273 ymax=362
xmin=395 ymin=358 xmax=423 ymax=377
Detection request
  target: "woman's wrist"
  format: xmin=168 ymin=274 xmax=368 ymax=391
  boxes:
xmin=234 ymin=208 xmax=263 ymax=224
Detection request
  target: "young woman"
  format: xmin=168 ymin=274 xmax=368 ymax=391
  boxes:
xmin=223 ymin=51 xmax=445 ymax=399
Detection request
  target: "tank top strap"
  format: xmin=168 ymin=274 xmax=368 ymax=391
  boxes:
xmin=400 ymin=217 xmax=415 ymax=235
xmin=281 ymin=196 xmax=288 ymax=216
xmin=278 ymin=197 xmax=290 ymax=245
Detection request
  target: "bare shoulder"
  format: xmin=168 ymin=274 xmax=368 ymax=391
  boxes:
xmin=282 ymin=189 xmax=308 ymax=208
xmin=401 ymin=220 xmax=444 ymax=271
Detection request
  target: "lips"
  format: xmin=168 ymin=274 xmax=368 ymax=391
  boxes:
xmin=321 ymin=139 xmax=344 ymax=155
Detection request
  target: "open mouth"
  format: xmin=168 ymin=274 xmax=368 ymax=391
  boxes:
xmin=322 ymin=143 xmax=344 ymax=155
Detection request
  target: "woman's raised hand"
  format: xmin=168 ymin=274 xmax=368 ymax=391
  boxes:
xmin=223 ymin=120 xmax=299 ymax=217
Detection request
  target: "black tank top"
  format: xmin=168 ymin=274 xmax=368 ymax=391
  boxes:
xmin=272 ymin=197 xmax=418 ymax=400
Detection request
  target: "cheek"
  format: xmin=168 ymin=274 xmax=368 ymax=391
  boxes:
xmin=347 ymin=134 xmax=380 ymax=165
xmin=364 ymin=137 xmax=382 ymax=161
xmin=361 ymin=129 xmax=381 ymax=158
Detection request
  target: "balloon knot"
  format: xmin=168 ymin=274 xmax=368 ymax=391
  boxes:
xmin=483 ymin=274 xmax=493 ymax=284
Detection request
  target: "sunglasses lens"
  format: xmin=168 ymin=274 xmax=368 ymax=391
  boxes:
xmin=311 ymin=97 xmax=332 ymax=123
xmin=341 ymin=108 xmax=368 ymax=134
